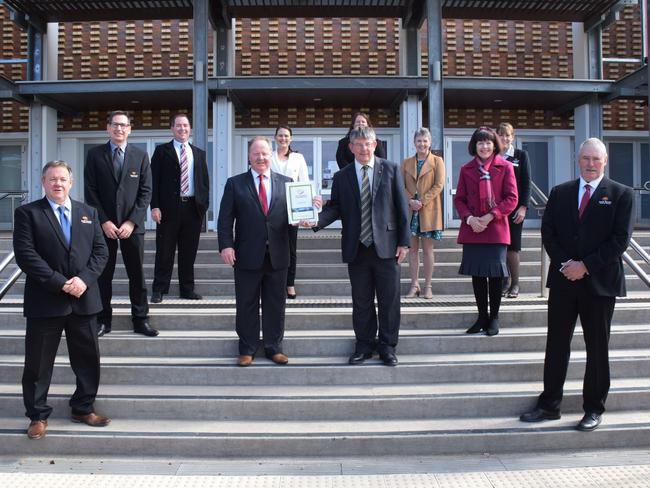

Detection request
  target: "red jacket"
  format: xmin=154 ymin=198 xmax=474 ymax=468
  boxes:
xmin=454 ymin=155 xmax=518 ymax=245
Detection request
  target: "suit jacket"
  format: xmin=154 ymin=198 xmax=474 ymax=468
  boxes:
xmin=401 ymin=152 xmax=446 ymax=232
xmin=505 ymin=148 xmax=531 ymax=211
xmin=84 ymin=141 xmax=152 ymax=233
xmin=542 ymin=177 xmax=634 ymax=297
xmin=317 ymin=158 xmax=410 ymax=262
xmin=217 ymin=170 xmax=292 ymax=270
xmin=336 ymin=136 xmax=387 ymax=170
xmin=454 ymin=155 xmax=518 ymax=245
xmin=13 ymin=198 xmax=108 ymax=318
xmin=150 ymin=140 xmax=209 ymax=218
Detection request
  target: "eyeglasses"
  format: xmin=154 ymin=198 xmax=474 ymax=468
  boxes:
xmin=110 ymin=122 xmax=130 ymax=129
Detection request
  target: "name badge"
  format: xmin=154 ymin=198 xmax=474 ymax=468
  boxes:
xmin=80 ymin=215 xmax=93 ymax=224
xmin=129 ymin=171 xmax=139 ymax=178
xmin=598 ymin=196 xmax=612 ymax=205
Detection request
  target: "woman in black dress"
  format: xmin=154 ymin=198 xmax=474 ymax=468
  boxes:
xmin=496 ymin=122 xmax=531 ymax=299
xmin=336 ymin=112 xmax=387 ymax=170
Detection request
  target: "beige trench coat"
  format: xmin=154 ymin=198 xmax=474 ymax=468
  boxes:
xmin=401 ymin=152 xmax=446 ymax=233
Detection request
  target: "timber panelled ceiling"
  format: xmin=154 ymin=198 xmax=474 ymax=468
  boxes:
xmin=2 ymin=0 xmax=623 ymax=29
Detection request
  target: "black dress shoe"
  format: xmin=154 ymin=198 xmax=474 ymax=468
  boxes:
xmin=576 ymin=412 xmax=602 ymax=432
xmin=519 ymin=407 xmax=561 ymax=422
xmin=133 ymin=321 xmax=159 ymax=337
xmin=466 ymin=316 xmax=488 ymax=334
xmin=180 ymin=291 xmax=202 ymax=300
xmin=380 ymin=352 xmax=398 ymax=366
xmin=348 ymin=352 xmax=373 ymax=365
xmin=486 ymin=318 xmax=499 ymax=336
xmin=151 ymin=291 xmax=163 ymax=304
xmin=97 ymin=322 xmax=111 ymax=337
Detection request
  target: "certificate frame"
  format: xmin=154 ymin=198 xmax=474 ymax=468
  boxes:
xmin=285 ymin=181 xmax=318 ymax=224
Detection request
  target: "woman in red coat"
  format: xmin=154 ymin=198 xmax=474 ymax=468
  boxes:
xmin=454 ymin=127 xmax=518 ymax=336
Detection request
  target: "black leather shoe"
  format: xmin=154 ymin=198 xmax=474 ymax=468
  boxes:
xmin=576 ymin=412 xmax=602 ymax=432
xmin=133 ymin=321 xmax=159 ymax=337
xmin=97 ymin=322 xmax=111 ymax=337
xmin=519 ymin=408 xmax=561 ymax=422
xmin=380 ymin=352 xmax=398 ymax=366
xmin=151 ymin=291 xmax=163 ymax=303
xmin=180 ymin=291 xmax=202 ymax=300
xmin=486 ymin=318 xmax=499 ymax=336
xmin=348 ymin=352 xmax=373 ymax=365
xmin=466 ymin=316 xmax=488 ymax=334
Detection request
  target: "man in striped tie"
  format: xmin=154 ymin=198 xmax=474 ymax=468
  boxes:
xmin=313 ymin=127 xmax=410 ymax=366
xmin=150 ymin=114 xmax=210 ymax=303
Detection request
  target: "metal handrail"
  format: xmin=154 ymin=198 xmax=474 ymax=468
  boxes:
xmin=0 ymin=251 xmax=22 ymax=301
xmin=0 ymin=191 xmax=28 ymax=231
xmin=623 ymin=239 xmax=650 ymax=288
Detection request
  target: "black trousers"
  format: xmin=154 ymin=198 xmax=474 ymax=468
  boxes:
xmin=234 ymin=253 xmax=288 ymax=356
xmin=538 ymin=283 xmax=616 ymax=415
xmin=287 ymin=225 xmax=298 ymax=287
xmin=153 ymin=201 xmax=203 ymax=295
xmin=23 ymin=314 xmax=100 ymax=420
xmin=348 ymin=244 xmax=400 ymax=355
xmin=98 ymin=233 xmax=149 ymax=324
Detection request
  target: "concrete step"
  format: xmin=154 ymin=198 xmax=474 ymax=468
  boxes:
xmin=0 ymin=410 xmax=648 ymax=457
xmin=2 ymin=324 xmax=650 ymax=357
xmin=2 ymin=378 xmax=650 ymax=420
xmin=0 ymin=348 xmax=648 ymax=385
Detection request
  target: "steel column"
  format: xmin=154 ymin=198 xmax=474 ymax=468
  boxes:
xmin=193 ymin=0 xmax=209 ymax=152
xmin=426 ymin=0 xmax=444 ymax=155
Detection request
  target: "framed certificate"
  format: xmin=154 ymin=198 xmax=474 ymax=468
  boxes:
xmin=286 ymin=181 xmax=318 ymax=224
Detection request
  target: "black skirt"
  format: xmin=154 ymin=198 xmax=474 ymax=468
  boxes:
xmin=459 ymin=243 xmax=509 ymax=277
xmin=507 ymin=215 xmax=523 ymax=252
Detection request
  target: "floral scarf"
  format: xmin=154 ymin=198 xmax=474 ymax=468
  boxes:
xmin=475 ymin=155 xmax=496 ymax=214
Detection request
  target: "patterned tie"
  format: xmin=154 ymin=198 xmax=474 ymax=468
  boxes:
xmin=258 ymin=174 xmax=269 ymax=216
xmin=359 ymin=165 xmax=373 ymax=247
xmin=113 ymin=146 xmax=124 ymax=180
xmin=180 ymin=143 xmax=189 ymax=196
xmin=578 ymin=184 xmax=591 ymax=218
xmin=58 ymin=205 xmax=71 ymax=246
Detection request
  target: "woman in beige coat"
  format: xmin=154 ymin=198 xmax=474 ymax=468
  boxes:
xmin=401 ymin=128 xmax=446 ymax=299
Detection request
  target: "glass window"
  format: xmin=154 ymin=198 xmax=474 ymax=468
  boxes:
xmin=289 ymin=141 xmax=314 ymax=181
xmin=608 ymin=142 xmax=634 ymax=187
xmin=521 ymin=141 xmax=549 ymax=220
xmin=321 ymin=140 xmax=339 ymax=194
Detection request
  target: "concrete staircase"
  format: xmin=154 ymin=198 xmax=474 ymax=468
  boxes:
xmin=0 ymin=231 xmax=649 ymax=458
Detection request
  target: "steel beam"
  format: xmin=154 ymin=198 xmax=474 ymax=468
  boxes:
xmin=193 ymin=0 xmax=209 ymax=153
xmin=426 ymin=0 xmax=444 ymax=155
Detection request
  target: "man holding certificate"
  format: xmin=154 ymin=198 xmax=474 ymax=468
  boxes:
xmin=218 ymin=136 xmax=320 ymax=367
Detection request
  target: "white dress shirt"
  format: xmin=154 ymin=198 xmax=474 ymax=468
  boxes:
xmin=354 ymin=158 xmax=375 ymax=195
xmin=47 ymin=197 xmax=72 ymax=226
xmin=578 ymin=174 xmax=604 ymax=208
xmin=174 ymin=139 xmax=195 ymax=197
xmin=250 ymin=168 xmax=272 ymax=209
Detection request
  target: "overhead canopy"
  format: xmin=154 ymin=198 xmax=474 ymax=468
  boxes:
xmin=3 ymin=0 xmax=623 ymax=29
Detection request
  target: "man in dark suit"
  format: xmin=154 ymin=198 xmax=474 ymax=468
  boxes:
xmin=150 ymin=113 xmax=209 ymax=303
xmin=217 ymin=137 xmax=293 ymax=367
xmin=84 ymin=110 xmax=157 ymax=337
xmin=313 ymin=126 xmax=410 ymax=366
xmin=13 ymin=160 xmax=111 ymax=440
xmin=520 ymin=137 xmax=634 ymax=431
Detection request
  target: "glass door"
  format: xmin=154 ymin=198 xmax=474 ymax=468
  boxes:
xmin=443 ymin=137 xmax=470 ymax=228
xmin=0 ymin=145 xmax=26 ymax=231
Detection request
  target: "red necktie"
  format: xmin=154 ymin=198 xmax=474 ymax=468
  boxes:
xmin=578 ymin=184 xmax=591 ymax=218
xmin=258 ymin=174 xmax=268 ymax=216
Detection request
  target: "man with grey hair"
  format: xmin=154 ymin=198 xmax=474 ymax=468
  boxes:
xmin=313 ymin=126 xmax=410 ymax=366
xmin=13 ymin=161 xmax=110 ymax=439
xmin=520 ymin=137 xmax=634 ymax=431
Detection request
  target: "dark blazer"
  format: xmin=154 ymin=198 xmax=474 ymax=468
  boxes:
xmin=13 ymin=198 xmax=108 ymax=318
xmin=317 ymin=158 xmax=410 ymax=262
xmin=84 ymin=142 xmax=152 ymax=233
xmin=542 ymin=177 xmax=634 ymax=297
xmin=454 ymin=155 xmax=518 ymax=245
xmin=217 ymin=170 xmax=292 ymax=270
xmin=505 ymin=148 xmax=531 ymax=210
xmin=150 ymin=141 xmax=209 ymax=218
xmin=336 ymin=136 xmax=387 ymax=170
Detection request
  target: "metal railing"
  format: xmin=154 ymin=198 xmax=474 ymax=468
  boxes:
xmin=0 ymin=251 xmax=22 ymax=301
xmin=532 ymin=180 xmax=650 ymax=296
xmin=0 ymin=191 xmax=28 ymax=231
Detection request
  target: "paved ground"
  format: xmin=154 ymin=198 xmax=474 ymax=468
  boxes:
xmin=1 ymin=449 xmax=649 ymax=487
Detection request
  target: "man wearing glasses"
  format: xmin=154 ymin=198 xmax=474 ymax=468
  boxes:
xmin=84 ymin=111 xmax=158 ymax=337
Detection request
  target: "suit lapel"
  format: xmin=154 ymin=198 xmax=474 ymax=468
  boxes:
xmin=166 ymin=141 xmax=180 ymax=165
xmin=371 ymin=159 xmax=383 ymax=203
xmin=104 ymin=142 xmax=119 ymax=184
xmin=582 ymin=178 xmax=609 ymax=221
xmin=344 ymin=165 xmax=361 ymax=209
xmin=570 ymin=179 xmax=580 ymax=222
xmin=247 ymin=171 xmax=265 ymax=216
xmin=40 ymin=198 xmax=69 ymax=250
xmin=268 ymin=172 xmax=284 ymax=215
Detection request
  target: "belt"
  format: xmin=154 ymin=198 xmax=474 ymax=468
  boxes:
xmin=180 ymin=196 xmax=195 ymax=203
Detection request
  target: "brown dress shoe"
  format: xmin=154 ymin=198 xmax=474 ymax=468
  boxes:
xmin=27 ymin=419 xmax=47 ymax=439
xmin=71 ymin=412 xmax=111 ymax=427
xmin=268 ymin=352 xmax=289 ymax=365
xmin=238 ymin=355 xmax=253 ymax=367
